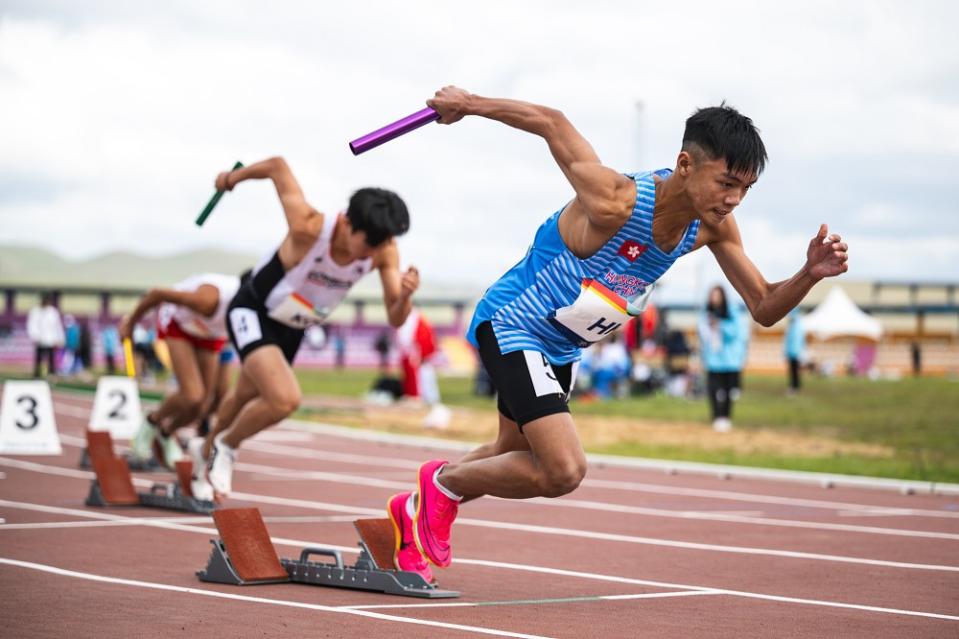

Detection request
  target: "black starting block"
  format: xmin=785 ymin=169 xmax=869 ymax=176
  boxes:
xmin=197 ymin=509 xmax=459 ymax=599
xmin=85 ymin=473 xmax=215 ymax=514
xmin=85 ymin=448 xmax=216 ymax=515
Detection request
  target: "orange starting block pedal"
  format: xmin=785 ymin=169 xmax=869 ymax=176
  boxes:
xmin=197 ymin=508 xmax=459 ymax=598
xmin=83 ymin=430 xmax=214 ymax=514
xmin=79 ymin=429 xmax=163 ymax=472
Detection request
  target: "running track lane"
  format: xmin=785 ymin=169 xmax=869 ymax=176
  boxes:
xmin=0 ymin=390 xmax=956 ymax=638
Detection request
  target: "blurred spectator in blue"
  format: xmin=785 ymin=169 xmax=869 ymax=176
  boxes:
xmin=333 ymin=328 xmax=347 ymax=369
xmin=27 ymin=293 xmax=64 ymax=378
xmin=783 ymin=307 xmax=806 ymax=394
xmin=587 ymin=335 xmax=632 ymax=399
xmin=101 ymin=323 xmax=120 ymax=374
xmin=730 ymin=300 xmax=752 ymax=402
xmin=132 ymin=323 xmax=163 ymax=382
xmin=697 ymin=285 xmax=745 ymax=432
xmin=77 ymin=318 xmax=92 ymax=376
xmin=62 ymin=314 xmax=81 ymax=375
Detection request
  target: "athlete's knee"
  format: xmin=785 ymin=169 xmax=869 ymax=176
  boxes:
xmin=539 ymin=458 xmax=587 ymax=497
xmin=181 ymin=387 xmax=206 ymax=416
xmin=269 ymin=387 xmax=301 ymax=416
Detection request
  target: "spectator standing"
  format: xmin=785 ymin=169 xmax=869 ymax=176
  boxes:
xmin=697 ymin=285 xmax=745 ymax=432
xmin=27 ymin=293 xmax=64 ymax=378
xmin=101 ymin=323 xmax=120 ymax=374
xmin=62 ymin=314 xmax=80 ymax=375
xmin=784 ymin=307 xmax=806 ymax=393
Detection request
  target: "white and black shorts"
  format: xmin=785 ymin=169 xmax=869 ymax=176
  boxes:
xmin=226 ymin=283 xmax=304 ymax=363
xmin=475 ymin=321 xmax=578 ymax=428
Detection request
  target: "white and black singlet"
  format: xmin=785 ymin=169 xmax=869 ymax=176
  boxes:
xmin=227 ymin=213 xmax=373 ymax=362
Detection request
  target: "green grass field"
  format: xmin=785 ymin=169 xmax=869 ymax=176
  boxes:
xmin=295 ymin=369 xmax=959 ymax=483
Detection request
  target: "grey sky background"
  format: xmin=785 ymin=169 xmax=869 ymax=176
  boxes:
xmin=1 ymin=1 xmax=957 ymax=303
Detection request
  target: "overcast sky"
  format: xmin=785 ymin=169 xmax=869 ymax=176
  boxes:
xmin=1 ymin=1 xmax=957 ymax=303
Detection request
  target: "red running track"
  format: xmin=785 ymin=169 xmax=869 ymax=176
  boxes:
xmin=1 ymin=390 xmax=957 ymax=638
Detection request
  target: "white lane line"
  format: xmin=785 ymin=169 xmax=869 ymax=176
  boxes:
xmin=581 ymin=478 xmax=959 ymax=520
xmin=2 ymin=458 xmax=957 ymax=575
xmin=52 ymin=402 xmax=959 ymax=519
xmin=241 ymin=445 xmax=959 ymax=520
xmin=50 ymin=433 xmax=959 ymax=542
xmin=450 ymin=516 xmax=959 ymax=573
xmin=196 ymin=460 xmax=959 ymax=540
xmin=0 ymin=499 xmax=335 ymax=549
xmin=276 ymin=418 xmax=959 ymax=497
xmin=340 ymin=589 xmax=721 ymax=610
xmin=0 ymin=515 xmax=359 ymax=531
xmin=838 ymin=509 xmax=917 ymax=517
xmin=459 ymin=558 xmax=959 ymax=622
xmin=235 ymin=458 xmax=959 ymax=541
xmin=526 ymin=497 xmax=959 ymax=541
xmin=1 ymin=499 xmax=957 ymax=623
xmin=1 ymin=520 xmax=189 ymax=531
xmin=248 ymin=431 xmax=315 ymax=442
xmin=0 ymin=558 xmax=556 ymax=639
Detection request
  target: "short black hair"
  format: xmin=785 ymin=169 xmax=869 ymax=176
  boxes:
xmin=345 ymin=188 xmax=410 ymax=247
xmin=707 ymin=285 xmax=729 ymax=319
xmin=682 ymin=102 xmax=767 ymax=177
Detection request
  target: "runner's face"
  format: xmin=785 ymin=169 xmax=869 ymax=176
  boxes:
xmin=347 ymin=230 xmax=379 ymax=260
xmin=686 ymin=155 xmax=757 ymax=226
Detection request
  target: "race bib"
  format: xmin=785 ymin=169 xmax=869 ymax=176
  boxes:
xmin=267 ymin=293 xmax=329 ymax=329
xmin=549 ymin=278 xmax=649 ymax=347
xmin=229 ymin=308 xmax=262 ymax=349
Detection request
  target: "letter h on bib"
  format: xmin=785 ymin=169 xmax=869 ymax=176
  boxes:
xmin=587 ymin=317 xmax=622 ymax=336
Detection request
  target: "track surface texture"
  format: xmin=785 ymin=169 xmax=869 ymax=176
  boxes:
xmin=1 ymin=389 xmax=957 ymax=638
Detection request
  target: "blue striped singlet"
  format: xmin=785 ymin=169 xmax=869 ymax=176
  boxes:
xmin=467 ymin=169 xmax=699 ymax=365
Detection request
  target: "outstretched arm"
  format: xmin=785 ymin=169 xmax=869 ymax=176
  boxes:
xmin=709 ymin=219 xmax=849 ymax=327
xmin=375 ymin=243 xmax=420 ymax=327
xmin=119 ymin=285 xmax=220 ymax=340
xmin=214 ymin=157 xmax=323 ymax=242
xmin=427 ymin=86 xmax=635 ymax=230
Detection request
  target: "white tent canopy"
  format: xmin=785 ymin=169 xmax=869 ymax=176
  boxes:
xmin=802 ymin=286 xmax=883 ymax=341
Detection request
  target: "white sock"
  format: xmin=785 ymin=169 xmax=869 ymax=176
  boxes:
xmin=433 ymin=467 xmax=463 ymax=501
xmin=405 ymin=493 xmax=416 ymax=518
xmin=214 ymin=436 xmax=236 ymax=459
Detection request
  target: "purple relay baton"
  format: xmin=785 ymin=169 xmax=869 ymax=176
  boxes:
xmin=349 ymin=107 xmax=440 ymax=155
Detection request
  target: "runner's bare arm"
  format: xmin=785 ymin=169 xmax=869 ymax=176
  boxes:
xmin=708 ymin=218 xmax=849 ymax=327
xmin=118 ymin=285 xmax=219 ymax=340
xmin=427 ymin=86 xmax=634 ymax=230
xmin=375 ymin=243 xmax=419 ymax=327
xmin=214 ymin=157 xmax=324 ymax=242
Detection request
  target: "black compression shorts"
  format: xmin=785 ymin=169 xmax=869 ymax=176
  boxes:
xmin=474 ymin=321 xmax=578 ymax=428
xmin=225 ymin=282 xmax=304 ymax=363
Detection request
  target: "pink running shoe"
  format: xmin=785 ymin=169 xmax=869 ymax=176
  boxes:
xmin=387 ymin=492 xmax=433 ymax=584
xmin=412 ymin=459 xmax=458 ymax=568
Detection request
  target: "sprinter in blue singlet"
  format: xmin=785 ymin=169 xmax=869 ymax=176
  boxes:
xmin=392 ymin=86 xmax=850 ymax=572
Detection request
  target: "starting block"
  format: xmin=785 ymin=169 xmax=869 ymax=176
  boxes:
xmin=197 ymin=508 xmax=459 ymax=599
xmin=78 ymin=427 xmax=163 ymax=471
xmin=79 ymin=446 xmax=164 ymax=472
xmin=83 ymin=430 xmax=214 ymax=514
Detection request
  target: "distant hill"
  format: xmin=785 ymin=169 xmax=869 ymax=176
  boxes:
xmin=0 ymin=244 xmax=481 ymax=300
xmin=0 ymin=244 xmax=258 ymax=289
